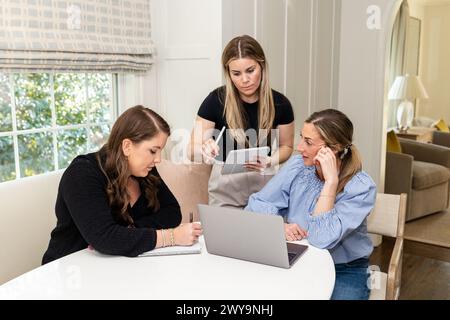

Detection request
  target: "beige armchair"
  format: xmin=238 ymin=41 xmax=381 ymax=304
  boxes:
xmin=385 ymin=138 xmax=450 ymax=221
xmin=432 ymin=128 xmax=450 ymax=148
xmin=368 ymin=193 xmax=407 ymax=300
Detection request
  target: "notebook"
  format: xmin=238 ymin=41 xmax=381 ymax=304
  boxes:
xmin=138 ymin=242 xmax=202 ymax=257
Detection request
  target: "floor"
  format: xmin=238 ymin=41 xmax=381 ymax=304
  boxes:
xmin=370 ymin=236 xmax=450 ymax=300
xmin=404 ymin=210 xmax=450 ymax=248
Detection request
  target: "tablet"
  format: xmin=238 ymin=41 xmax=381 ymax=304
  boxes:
xmin=221 ymin=146 xmax=270 ymax=175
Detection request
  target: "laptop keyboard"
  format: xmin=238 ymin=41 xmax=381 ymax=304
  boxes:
xmin=288 ymin=252 xmax=297 ymax=264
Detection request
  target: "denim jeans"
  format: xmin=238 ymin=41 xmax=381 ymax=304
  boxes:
xmin=331 ymin=257 xmax=370 ymax=300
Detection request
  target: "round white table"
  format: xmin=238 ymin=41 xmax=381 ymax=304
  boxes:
xmin=0 ymin=238 xmax=335 ymax=299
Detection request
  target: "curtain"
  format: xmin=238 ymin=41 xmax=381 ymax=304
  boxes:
xmin=0 ymin=0 xmax=155 ymax=73
xmin=387 ymin=1 xmax=410 ymax=128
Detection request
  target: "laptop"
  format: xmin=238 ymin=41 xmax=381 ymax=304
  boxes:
xmin=198 ymin=204 xmax=308 ymax=269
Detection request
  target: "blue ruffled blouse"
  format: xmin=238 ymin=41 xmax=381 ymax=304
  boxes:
xmin=245 ymin=155 xmax=377 ymax=264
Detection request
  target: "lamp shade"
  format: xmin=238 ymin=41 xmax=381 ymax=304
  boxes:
xmin=388 ymin=74 xmax=429 ymax=100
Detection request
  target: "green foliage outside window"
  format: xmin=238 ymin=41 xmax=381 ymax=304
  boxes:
xmin=0 ymin=73 xmax=114 ymax=183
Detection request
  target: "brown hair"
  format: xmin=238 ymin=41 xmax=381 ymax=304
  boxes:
xmin=221 ymin=35 xmax=275 ymax=145
xmin=305 ymin=109 xmax=362 ymax=194
xmin=96 ymin=105 xmax=170 ymax=225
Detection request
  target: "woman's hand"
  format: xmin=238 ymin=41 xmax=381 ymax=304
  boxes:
xmin=243 ymin=156 xmax=271 ymax=172
xmin=173 ymin=222 xmax=203 ymax=246
xmin=201 ymin=138 xmax=220 ymax=164
xmin=313 ymin=146 xmax=339 ymax=185
xmin=284 ymin=223 xmax=308 ymax=241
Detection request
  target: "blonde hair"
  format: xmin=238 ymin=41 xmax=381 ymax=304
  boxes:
xmin=305 ymin=109 xmax=362 ymax=194
xmin=221 ymin=35 xmax=275 ymax=145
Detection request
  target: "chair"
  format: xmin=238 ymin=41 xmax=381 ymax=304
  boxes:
xmin=156 ymin=159 xmax=212 ymax=222
xmin=385 ymin=138 xmax=450 ymax=221
xmin=432 ymin=128 xmax=450 ymax=148
xmin=368 ymin=193 xmax=407 ymax=300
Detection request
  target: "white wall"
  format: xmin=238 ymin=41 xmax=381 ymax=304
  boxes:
xmin=339 ymin=0 xmax=402 ymax=189
xmin=417 ymin=3 xmax=450 ymax=123
xmin=409 ymin=0 xmax=425 ymax=19
xmin=119 ymin=0 xmax=223 ymax=132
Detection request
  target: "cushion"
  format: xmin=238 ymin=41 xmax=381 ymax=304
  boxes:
xmin=413 ymin=116 xmax=436 ymax=128
xmin=156 ymin=160 xmax=212 ymax=222
xmin=412 ymin=161 xmax=450 ymax=190
xmin=434 ymin=119 xmax=450 ymax=133
xmin=386 ymin=130 xmax=402 ymax=153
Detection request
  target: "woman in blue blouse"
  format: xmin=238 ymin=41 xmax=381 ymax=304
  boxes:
xmin=245 ymin=109 xmax=376 ymax=300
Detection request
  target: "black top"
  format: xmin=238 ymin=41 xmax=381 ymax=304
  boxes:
xmin=197 ymin=86 xmax=294 ymax=161
xmin=42 ymin=153 xmax=181 ymax=264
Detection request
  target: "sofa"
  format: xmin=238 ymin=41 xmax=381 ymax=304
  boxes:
xmin=385 ymin=138 xmax=450 ymax=221
xmin=433 ymin=129 xmax=450 ymax=148
xmin=0 ymin=160 xmax=212 ymax=285
xmin=0 ymin=171 xmax=63 ymax=285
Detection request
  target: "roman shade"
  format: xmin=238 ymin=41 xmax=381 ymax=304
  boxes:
xmin=0 ymin=0 xmax=155 ymax=72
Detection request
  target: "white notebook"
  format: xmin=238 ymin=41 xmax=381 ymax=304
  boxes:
xmin=138 ymin=242 xmax=202 ymax=257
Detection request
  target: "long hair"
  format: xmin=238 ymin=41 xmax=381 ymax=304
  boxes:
xmin=305 ymin=109 xmax=362 ymax=194
xmin=96 ymin=105 xmax=171 ymax=225
xmin=221 ymin=35 xmax=275 ymax=145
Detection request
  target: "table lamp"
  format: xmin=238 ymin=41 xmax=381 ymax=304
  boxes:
xmin=388 ymin=74 xmax=429 ymax=133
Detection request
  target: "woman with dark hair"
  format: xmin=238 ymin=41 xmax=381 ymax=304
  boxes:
xmin=187 ymin=35 xmax=295 ymax=208
xmin=42 ymin=105 xmax=202 ymax=264
xmin=245 ymin=109 xmax=376 ymax=300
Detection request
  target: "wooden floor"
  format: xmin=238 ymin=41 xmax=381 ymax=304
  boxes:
xmin=370 ymin=237 xmax=450 ymax=300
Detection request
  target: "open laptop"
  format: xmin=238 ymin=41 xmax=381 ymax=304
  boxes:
xmin=198 ymin=204 xmax=308 ymax=269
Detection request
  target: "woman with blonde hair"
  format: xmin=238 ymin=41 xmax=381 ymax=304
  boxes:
xmin=245 ymin=109 xmax=376 ymax=300
xmin=43 ymin=106 xmax=202 ymax=264
xmin=188 ymin=35 xmax=295 ymax=207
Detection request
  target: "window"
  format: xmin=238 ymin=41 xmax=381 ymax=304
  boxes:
xmin=0 ymin=73 xmax=117 ymax=183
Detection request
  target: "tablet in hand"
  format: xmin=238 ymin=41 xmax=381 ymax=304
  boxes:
xmin=221 ymin=146 xmax=270 ymax=175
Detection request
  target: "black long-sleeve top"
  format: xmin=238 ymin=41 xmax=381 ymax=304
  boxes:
xmin=42 ymin=153 xmax=181 ymax=264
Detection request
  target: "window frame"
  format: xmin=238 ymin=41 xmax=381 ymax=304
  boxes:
xmin=0 ymin=72 xmax=118 ymax=181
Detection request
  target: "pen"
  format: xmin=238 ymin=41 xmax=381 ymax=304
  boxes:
xmin=215 ymin=126 xmax=226 ymax=146
xmin=189 ymin=212 xmax=193 ymax=223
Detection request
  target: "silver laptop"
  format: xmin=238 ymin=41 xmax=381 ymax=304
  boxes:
xmin=198 ymin=204 xmax=308 ymax=269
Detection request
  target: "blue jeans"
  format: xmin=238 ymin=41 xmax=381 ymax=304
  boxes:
xmin=331 ymin=258 xmax=370 ymax=300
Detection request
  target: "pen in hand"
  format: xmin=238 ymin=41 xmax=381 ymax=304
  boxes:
xmin=202 ymin=126 xmax=226 ymax=164
xmin=189 ymin=212 xmax=194 ymax=223
xmin=215 ymin=126 xmax=226 ymax=146
xmin=212 ymin=126 xmax=226 ymax=158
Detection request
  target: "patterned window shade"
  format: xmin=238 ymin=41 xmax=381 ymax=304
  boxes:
xmin=0 ymin=0 xmax=155 ymax=73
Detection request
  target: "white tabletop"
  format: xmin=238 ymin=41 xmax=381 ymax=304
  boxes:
xmin=0 ymin=238 xmax=335 ymax=300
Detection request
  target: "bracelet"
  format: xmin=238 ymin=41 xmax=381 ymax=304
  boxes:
xmin=169 ymin=228 xmax=175 ymax=246
xmin=161 ymin=229 xmax=166 ymax=247
xmin=319 ymin=194 xmax=335 ymax=198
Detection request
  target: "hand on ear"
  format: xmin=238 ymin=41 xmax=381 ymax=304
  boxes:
xmin=313 ymin=146 xmax=340 ymax=183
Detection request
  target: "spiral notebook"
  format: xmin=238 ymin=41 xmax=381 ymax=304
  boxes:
xmin=138 ymin=242 xmax=202 ymax=257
